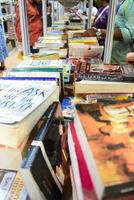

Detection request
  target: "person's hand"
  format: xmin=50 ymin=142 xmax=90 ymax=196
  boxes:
xmin=126 ymin=52 xmax=134 ymax=63
xmin=83 ymin=27 xmax=97 ymax=37
xmin=73 ymin=32 xmax=84 ymax=37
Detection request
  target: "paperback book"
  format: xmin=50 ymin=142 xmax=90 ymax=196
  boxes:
xmin=20 ymin=145 xmax=62 ymax=200
xmin=74 ymin=100 xmax=134 ymax=199
xmin=16 ymin=60 xmax=63 ymax=70
xmin=75 ymin=62 xmax=134 ymax=82
xmin=0 ymin=84 xmax=59 ymax=148
xmin=32 ymin=101 xmax=67 ymax=182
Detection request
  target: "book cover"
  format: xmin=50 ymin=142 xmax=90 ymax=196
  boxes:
xmin=75 ymin=62 xmax=134 ymax=82
xmin=61 ymin=96 xmax=87 ymax=120
xmin=32 ymin=101 xmax=67 ymax=183
xmin=0 ymin=84 xmax=59 ymax=148
xmin=20 ymin=145 xmax=62 ymax=200
xmin=6 ymin=172 xmax=30 ymax=200
xmin=74 ymin=100 xmax=134 ymax=199
xmin=0 ymin=169 xmax=17 ymax=200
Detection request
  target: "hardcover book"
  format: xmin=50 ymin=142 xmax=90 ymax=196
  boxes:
xmin=74 ymin=100 xmax=134 ymax=199
xmin=20 ymin=145 xmax=62 ymax=200
xmin=0 ymin=84 xmax=59 ymax=148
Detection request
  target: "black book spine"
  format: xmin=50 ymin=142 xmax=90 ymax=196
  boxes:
xmin=21 ymin=145 xmax=39 ymax=169
xmin=76 ymin=74 xmax=134 ymax=82
xmin=34 ymin=101 xmax=58 ymax=141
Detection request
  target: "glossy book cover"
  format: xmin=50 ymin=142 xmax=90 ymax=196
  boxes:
xmin=75 ymin=62 xmax=134 ymax=82
xmin=75 ymin=100 xmax=134 ymax=198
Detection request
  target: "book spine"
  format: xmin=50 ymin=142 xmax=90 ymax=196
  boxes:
xmin=0 ymin=77 xmax=56 ymax=81
xmin=33 ymin=102 xmax=58 ymax=141
xmin=21 ymin=146 xmax=39 ymax=169
xmin=11 ymin=68 xmax=63 ymax=72
xmin=76 ymin=74 xmax=134 ymax=82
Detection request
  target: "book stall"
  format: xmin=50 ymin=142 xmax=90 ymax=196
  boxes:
xmin=1 ymin=0 xmax=134 ymax=199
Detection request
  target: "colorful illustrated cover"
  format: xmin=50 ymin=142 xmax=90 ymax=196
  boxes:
xmin=61 ymin=96 xmax=87 ymax=120
xmin=75 ymin=61 xmax=134 ymax=82
xmin=75 ymin=100 xmax=134 ymax=198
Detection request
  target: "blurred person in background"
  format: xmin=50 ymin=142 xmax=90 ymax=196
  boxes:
xmin=16 ymin=0 xmax=42 ymax=54
xmin=36 ymin=0 xmax=52 ymax=27
xmin=0 ymin=9 xmax=8 ymax=70
xmin=75 ymin=0 xmax=134 ymax=64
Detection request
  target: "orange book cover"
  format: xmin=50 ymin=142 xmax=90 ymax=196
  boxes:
xmin=75 ymin=100 xmax=134 ymax=199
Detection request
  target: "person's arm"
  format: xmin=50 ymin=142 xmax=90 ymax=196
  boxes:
xmin=82 ymin=27 xmax=123 ymax=41
xmin=126 ymin=52 xmax=134 ymax=63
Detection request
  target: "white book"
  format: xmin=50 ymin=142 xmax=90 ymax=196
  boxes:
xmin=0 ymin=84 xmax=59 ymax=148
xmin=16 ymin=60 xmax=63 ymax=69
xmin=75 ymin=80 xmax=134 ymax=94
xmin=3 ymin=71 xmax=60 ymax=78
xmin=0 ymin=80 xmax=57 ymax=92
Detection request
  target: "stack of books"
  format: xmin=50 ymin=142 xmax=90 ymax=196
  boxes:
xmin=0 ymin=83 xmax=59 ymax=169
xmin=34 ymin=36 xmax=66 ymax=50
xmin=68 ymin=37 xmax=103 ymax=58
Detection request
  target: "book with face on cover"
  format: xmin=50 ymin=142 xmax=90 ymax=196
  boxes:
xmin=0 ymin=83 xmax=59 ymax=148
xmin=74 ymin=100 xmax=134 ymax=199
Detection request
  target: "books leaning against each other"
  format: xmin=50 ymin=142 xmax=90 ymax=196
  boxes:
xmin=74 ymin=100 xmax=134 ymax=199
xmin=20 ymin=101 xmax=68 ymax=200
xmin=0 ymin=83 xmax=59 ymax=148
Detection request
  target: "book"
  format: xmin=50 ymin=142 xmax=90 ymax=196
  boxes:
xmin=69 ymin=44 xmax=104 ymax=59
xmin=6 ymin=171 xmax=30 ymax=200
xmin=69 ymin=37 xmax=98 ymax=44
xmin=0 ymin=169 xmax=17 ymax=200
xmin=20 ymin=145 xmax=62 ymax=200
xmin=28 ymin=51 xmax=60 ymax=60
xmin=34 ymin=36 xmax=65 ymax=49
xmin=0 ymin=108 xmax=49 ymax=170
xmin=3 ymin=71 xmax=60 ymax=79
xmin=31 ymin=101 xmax=67 ymax=183
xmin=61 ymin=96 xmax=87 ymax=120
xmin=74 ymin=80 xmax=134 ymax=94
xmin=74 ymin=100 xmax=134 ymax=199
xmin=16 ymin=60 xmax=63 ymax=70
xmin=75 ymin=63 xmax=134 ymax=82
xmin=0 ymin=79 xmax=57 ymax=91
xmin=68 ymin=122 xmax=94 ymax=200
xmin=0 ymin=84 xmax=59 ymax=148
